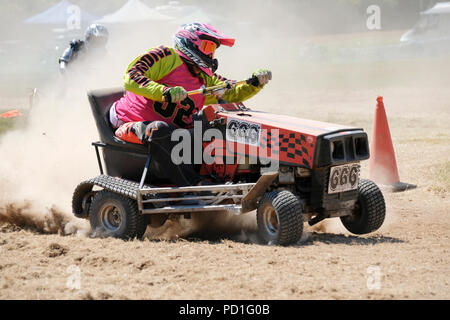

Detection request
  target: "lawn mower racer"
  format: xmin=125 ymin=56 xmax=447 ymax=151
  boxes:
xmin=72 ymin=23 xmax=386 ymax=246
xmin=109 ymin=22 xmax=272 ymax=187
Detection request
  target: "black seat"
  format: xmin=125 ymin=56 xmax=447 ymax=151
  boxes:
xmin=87 ymin=88 xmax=149 ymax=152
xmin=87 ymin=88 xmax=150 ymax=181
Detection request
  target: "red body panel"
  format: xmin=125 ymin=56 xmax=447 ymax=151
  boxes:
xmin=201 ymin=104 xmax=357 ymax=171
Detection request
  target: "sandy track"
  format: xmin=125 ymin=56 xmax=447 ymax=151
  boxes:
xmin=0 ymin=189 xmax=448 ymax=300
xmin=1 ymin=82 xmax=449 ymax=300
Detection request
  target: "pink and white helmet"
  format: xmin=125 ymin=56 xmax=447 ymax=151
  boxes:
xmin=174 ymin=22 xmax=235 ymax=76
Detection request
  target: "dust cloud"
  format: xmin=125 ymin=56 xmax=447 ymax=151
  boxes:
xmin=0 ymin=10 xmax=122 ymax=235
xmin=0 ymin=201 xmax=89 ymax=236
xmin=0 ymin=66 xmax=104 ymax=236
xmin=146 ymin=211 xmax=259 ymax=242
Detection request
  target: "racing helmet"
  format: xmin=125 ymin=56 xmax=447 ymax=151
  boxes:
xmin=84 ymin=24 xmax=109 ymax=48
xmin=174 ymin=22 xmax=235 ymax=76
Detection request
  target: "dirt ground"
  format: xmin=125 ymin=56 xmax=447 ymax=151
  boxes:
xmin=0 ymin=30 xmax=449 ymax=300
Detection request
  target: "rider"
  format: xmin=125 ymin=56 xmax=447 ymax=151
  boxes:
xmin=110 ymin=22 xmax=272 ymax=186
xmin=58 ymin=24 xmax=109 ymax=74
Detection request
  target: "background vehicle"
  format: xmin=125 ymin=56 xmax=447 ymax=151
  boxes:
xmin=400 ymin=2 xmax=450 ymax=47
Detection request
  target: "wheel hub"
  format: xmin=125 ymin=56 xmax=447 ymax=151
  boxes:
xmin=100 ymin=205 xmax=123 ymax=231
xmin=262 ymin=206 xmax=279 ymax=235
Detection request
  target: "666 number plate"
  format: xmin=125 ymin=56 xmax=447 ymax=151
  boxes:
xmin=328 ymin=163 xmax=360 ymax=194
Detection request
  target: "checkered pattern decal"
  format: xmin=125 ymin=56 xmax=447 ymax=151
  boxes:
xmin=259 ymin=130 xmax=315 ymax=168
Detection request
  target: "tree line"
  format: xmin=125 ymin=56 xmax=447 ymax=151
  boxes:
xmin=0 ymin=0 xmax=440 ymax=34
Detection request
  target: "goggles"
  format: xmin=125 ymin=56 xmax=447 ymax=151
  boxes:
xmin=199 ymin=39 xmax=217 ymax=57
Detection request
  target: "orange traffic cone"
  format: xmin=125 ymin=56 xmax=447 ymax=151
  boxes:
xmin=369 ymin=96 xmax=416 ymax=192
xmin=0 ymin=109 xmax=21 ymax=118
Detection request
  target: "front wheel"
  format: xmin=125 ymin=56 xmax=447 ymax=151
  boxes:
xmin=340 ymin=179 xmax=386 ymax=234
xmin=256 ymin=190 xmax=303 ymax=246
xmin=89 ymin=190 xmax=148 ymax=240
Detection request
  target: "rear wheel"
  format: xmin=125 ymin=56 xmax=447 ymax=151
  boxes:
xmin=89 ymin=190 xmax=147 ymax=240
xmin=340 ymin=179 xmax=386 ymax=234
xmin=256 ymin=190 xmax=303 ymax=245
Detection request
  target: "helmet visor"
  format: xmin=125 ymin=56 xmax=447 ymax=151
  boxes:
xmin=199 ymin=39 xmax=217 ymax=57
